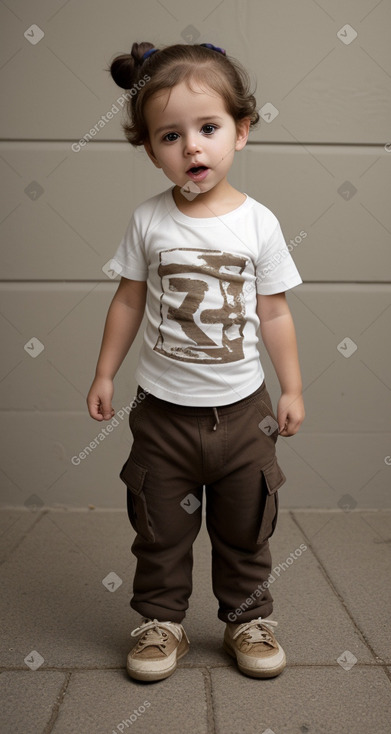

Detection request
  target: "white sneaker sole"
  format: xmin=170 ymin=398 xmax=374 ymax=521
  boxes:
xmin=223 ymin=638 xmax=286 ymax=679
xmin=127 ymin=636 xmax=189 ymax=682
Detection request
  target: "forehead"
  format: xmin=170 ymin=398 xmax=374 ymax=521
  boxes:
xmin=144 ymin=80 xmax=227 ymax=123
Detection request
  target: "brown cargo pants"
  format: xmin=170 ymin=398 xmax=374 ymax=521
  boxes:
xmin=119 ymin=381 xmax=286 ymax=624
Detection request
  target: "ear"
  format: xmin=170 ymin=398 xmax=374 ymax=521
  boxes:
xmin=143 ymin=138 xmax=162 ymax=169
xmin=234 ymin=117 xmax=251 ymax=152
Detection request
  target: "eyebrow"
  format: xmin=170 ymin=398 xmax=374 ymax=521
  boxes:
xmin=153 ymin=116 xmax=224 ymax=136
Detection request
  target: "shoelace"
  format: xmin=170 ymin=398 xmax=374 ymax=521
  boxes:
xmin=232 ymin=617 xmax=278 ymax=646
xmin=130 ymin=618 xmax=188 ymax=652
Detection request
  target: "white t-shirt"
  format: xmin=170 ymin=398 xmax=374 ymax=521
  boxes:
xmin=110 ymin=186 xmax=302 ymax=406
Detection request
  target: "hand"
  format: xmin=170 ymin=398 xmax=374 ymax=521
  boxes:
xmin=277 ymin=393 xmax=305 ymax=437
xmin=86 ymin=376 xmax=115 ymax=421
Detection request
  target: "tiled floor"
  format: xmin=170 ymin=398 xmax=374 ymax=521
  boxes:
xmin=1 ymin=509 xmax=390 ymax=733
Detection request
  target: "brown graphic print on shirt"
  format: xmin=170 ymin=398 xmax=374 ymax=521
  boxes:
xmin=154 ymin=248 xmax=248 ymax=363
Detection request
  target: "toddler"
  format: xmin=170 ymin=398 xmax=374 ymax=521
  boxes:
xmin=87 ymin=41 xmax=305 ymax=682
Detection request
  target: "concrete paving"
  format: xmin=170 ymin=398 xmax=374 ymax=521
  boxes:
xmin=1 ymin=508 xmax=390 ymax=734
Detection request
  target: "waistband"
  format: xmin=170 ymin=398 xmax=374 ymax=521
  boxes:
xmin=136 ymin=381 xmax=267 ymax=418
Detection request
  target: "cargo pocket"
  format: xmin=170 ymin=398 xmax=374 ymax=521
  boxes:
xmin=256 ymin=458 xmax=286 ymax=544
xmin=119 ymin=454 xmax=155 ymax=542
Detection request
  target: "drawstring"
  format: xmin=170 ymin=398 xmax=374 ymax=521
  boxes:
xmin=212 ymin=407 xmax=220 ymax=431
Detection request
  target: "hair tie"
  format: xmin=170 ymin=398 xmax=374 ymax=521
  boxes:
xmin=199 ymin=43 xmax=226 ymax=56
xmin=141 ymin=48 xmax=158 ymax=62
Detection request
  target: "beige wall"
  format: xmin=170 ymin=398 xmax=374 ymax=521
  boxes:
xmin=0 ymin=0 xmax=390 ymax=509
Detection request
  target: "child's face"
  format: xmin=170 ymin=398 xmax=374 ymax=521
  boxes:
xmin=143 ymin=80 xmax=249 ymax=196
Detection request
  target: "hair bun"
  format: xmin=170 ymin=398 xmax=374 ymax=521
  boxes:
xmin=131 ymin=41 xmax=155 ymax=65
xmin=109 ymin=42 xmax=155 ymax=90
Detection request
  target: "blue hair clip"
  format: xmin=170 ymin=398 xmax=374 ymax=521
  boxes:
xmin=199 ymin=42 xmax=226 ymax=56
xmin=141 ymin=48 xmax=158 ymax=61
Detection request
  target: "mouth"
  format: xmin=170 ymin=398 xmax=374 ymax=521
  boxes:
xmin=186 ymin=165 xmax=209 ymax=181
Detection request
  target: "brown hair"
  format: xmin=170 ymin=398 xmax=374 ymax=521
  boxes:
xmin=108 ymin=42 xmax=260 ymax=147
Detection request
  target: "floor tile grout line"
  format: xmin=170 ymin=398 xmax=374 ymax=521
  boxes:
xmin=382 ymin=666 xmax=391 ymax=685
xmin=201 ymin=668 xmax=217 ymax=734
xmin=0 ymin=510 xmax=48 ymax=567
xmin=1 ymin=508 xmax=391 ymax=513
xmin=1 ymin=662 xmax=389 ymax=673
xmin=290 ymin=511 xmax=387 ymax=665
xmin=42 ymin=671 xmax=71 ymax=734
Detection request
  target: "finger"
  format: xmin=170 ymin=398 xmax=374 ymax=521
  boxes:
xmin=100 ymin=402 xmax=114 ymax=421
xmin=87 ymin=397 xmax=104 ymax=421
xmin=278 ymin=416 xmax=288 ymax=434
xmin=281 ymin=417 xmax=302 ymax=436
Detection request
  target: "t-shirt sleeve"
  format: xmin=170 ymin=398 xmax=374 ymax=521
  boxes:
xmin=255 ymin=216 xmax=302 ymax=295
xmin=109 ymin=212 xmax=148 ymax=281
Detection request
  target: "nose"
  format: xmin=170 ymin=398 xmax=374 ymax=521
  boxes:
xmin=183 ymin=134 xmax=202 ymax=156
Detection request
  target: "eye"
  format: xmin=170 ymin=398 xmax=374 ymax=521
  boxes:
xmin=202 ymin=124 xmax=217 ymax=135
xmin=162 ymin=132 xmax=179 ymax=142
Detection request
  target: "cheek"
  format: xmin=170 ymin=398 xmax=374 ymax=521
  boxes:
xmin=218 ymin=129 xmax=237 ymax=150
xmin=162 ymin=147 xmax=181 ymax=164
xmin=218 ymin=138 xmax=237 ymax=161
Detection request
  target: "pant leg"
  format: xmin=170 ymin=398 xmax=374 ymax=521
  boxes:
xmin=204 ymin=382 xmax=286 ymax=623
xmin=119 ymin=392 xmax=204 ymax=623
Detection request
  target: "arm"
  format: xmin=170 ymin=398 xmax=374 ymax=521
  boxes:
xmin=256 ymin=292 xmax=305 ymax=437
xmin=86 ymin=278 xmax=147 ymax=421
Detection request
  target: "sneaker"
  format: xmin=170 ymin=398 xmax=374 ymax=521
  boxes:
xmin=223 ymin=617 xmax=286 ymax=678
xmin=127 ymin=617 xmax=190 ymax=682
